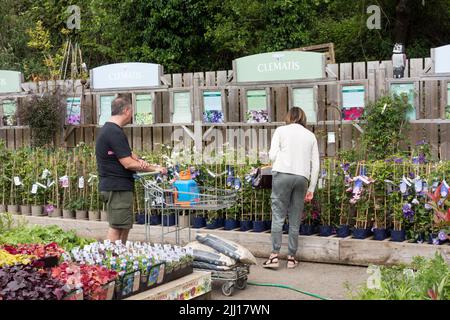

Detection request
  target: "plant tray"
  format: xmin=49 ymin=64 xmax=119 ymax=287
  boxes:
xmin=114 ymin=271 xmax=141 ymax=300
xmin=86 ymin=281 xmax=116 ymax=300
xmin=138 ymin=262 xmax=166 ymax=293
xmin=163 ymin=264 xmax=193 ymax=284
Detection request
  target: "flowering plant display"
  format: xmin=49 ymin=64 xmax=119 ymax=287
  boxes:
xmin=51 ymin=262 xmax=117 ymax=300
xmin=203 ymin=110 xmax=224 ymax=123
xmin=245 ymin=110 xmax=268 ymax=123
xmin=0 ymin=249 xmax=35 ymax=267
xmin=66 ymin=114 xmax=81 ymax=125
xmin=1 ymin=242 xmax=64 ymax=259
xmin=135 ymin=113 xmax=153 ymax=125
xmin=342 ymin=107 xmax=364 ymax=121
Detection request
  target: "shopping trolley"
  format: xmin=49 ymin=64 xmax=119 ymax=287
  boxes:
xmin=134 ymin=172 xmax=237 ymax=244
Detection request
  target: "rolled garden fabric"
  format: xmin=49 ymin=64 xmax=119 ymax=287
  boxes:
xmin=184 ymin=241 xmax=236 ymax=266
xmin=192 ymin=261 xmax=232 ymax=271
xmin=195 ymin=233 xmax=257 ymax=265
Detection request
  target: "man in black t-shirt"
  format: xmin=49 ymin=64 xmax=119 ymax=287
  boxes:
xmin=96 ymin=97 xmax=167 ymax=243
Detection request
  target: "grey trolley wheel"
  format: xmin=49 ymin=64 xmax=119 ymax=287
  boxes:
xmin=235 ymin=277 xmax=247 ymax=290
xmin=222 ymin=282 xmax=234 ymax=296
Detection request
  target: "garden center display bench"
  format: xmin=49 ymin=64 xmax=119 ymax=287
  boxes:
xmin=125 ymin=271 xmax=211 ymax=300
xmin=15 ymin=216 xmax=450 ymax=267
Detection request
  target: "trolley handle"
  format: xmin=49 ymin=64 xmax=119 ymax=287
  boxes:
xmin=133 ymin=171 xmax=161 ymax=180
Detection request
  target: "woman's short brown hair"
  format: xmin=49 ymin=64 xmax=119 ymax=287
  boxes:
xmin=285 ymin=107 xmax=307 ymax=126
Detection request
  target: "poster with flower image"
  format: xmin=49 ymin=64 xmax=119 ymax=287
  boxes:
xmin=447 ymin=83 xmax=450 ymax=119
xmin=390 ymin=83 xmax=416 ymax=120
xmin=203 ymin=91 xmax=224 ymax=123
xmin=246 ymin=90 xmax=268 ymax=123
xmin=99 ymin=95 xmax=115 ymax=125
xmin=135 ymin=94 xmax=153 ymax=125
xmin=66 ymin=97 xmax=81 ymax=125
xmin=341 ymin=85 xmax=365 ymax=120
xmin=1 ymin=100 xmax=17 ymax=126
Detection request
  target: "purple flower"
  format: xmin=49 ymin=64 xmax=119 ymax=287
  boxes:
xmin=44 ymin=204 xmax=55 ymax=214
xmin=418 ymin=154 xmax=426 ymax=164
xmin=432 ymin=238 xmax=440 ymax=245
xmin=385 ymin=158 xmax=393 ymax=163
xmin=341 ymin=163 xmax=350 ymax=173
xmin=394 ymin=158 xmax=404 ymax=164
xmin=438 ymin=231 xmax=447 ymax=241
xmin=424 ymin=203 xmax=433 ymax=210
xmin=409 ymin=172 xmax=415 ymax=179
xmin=416 ymin=140 xmax=427 ymax=146
xmin=402 ymin=203 xmax=414 ymax=221
xmin=412 ymin=157 xmax=420 ymax=165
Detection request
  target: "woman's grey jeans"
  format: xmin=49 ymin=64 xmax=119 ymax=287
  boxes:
xmin=271 ymin=171 xmax=308 ymax=256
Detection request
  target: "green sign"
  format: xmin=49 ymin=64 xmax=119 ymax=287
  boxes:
xmin=173 ymin=92 xmax=192 ymax=123
xmin=135 ymin=94 xmax=153 ymax=124
xmin=235 ymin=51 xmax=324 ymax=83
xmin=1 ymin=100 xmax=17 ymax=126
xmin=0 ymin=71 xmax=21 ymax=94
xmin=447 ymin=83 xmax=450 ymax=120
xmin=99 ymin=95 xmax=115 ymax=125
xmin=246 ymin=90 xmax=268 ymax=123
xmin=342 ymin=86 xmax=365 ymax=120
xmin=293 ymin=88 xmax=316 ymax=123
xmin=390 ymin=83 xmax=416 ymax=120
xmin=66 ymin=97 xmax=81 ymax=125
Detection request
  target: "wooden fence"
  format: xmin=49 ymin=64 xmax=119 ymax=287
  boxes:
xmin=1 ymin=57 xmax=450 ymax=160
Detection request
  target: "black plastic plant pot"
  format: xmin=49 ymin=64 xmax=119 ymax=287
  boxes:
xmin=283 ymin=223 xmax=289 ymax=233
xmin=253 ymin=221 xmax=266 ymax=233
xmin=136 ymin=214 xmax=145 ymax=225
xmin=139 ymin=263 xmax=166 ymax=292
xmin=373 ymin=228 xmax=388 ymax=241
xmin=224 ymin=219 xmax=239 ymax=231
xmin=390 ymin=230 xmax=406 ymax=242
xmin=162 ymin=214 xmax=176 ymax=226
xmin=427 ymin=234 xmax=445 ymax=245
xmin=353 ymin=228 xmax=370 ymax=239
xmin=150 ymin=215 xmax=161 ymax=225
xmin=300 ymin=224 xmax=314 ymax=236
xmin=192 ymin=216 xmax=206 ymax=229
xmin=240 ymin=220 xmax=253 ymax=231
xmin=319 ymin=225 xmax=333 ymax=237
xmin=336 ymin=225 xmax=351 ymax=238
xmin=264 ymin=220 xmax=272 ymax=231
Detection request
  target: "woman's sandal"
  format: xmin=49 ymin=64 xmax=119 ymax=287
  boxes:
xmin=287 ymin=257 xmax=299 ymax=269
xmin=262 ymin=255 xmax=279 ymax=269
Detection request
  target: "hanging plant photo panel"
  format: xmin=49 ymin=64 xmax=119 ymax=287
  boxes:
xmin=246 ymin=90 xmax=268 ymax=123
xmin=342 ymin=85 xmax=365 ymax=121
xmin=66 ymin=97 xmax=82 ymax=125
xmin=2 ymin=100 xmax=17 ymax=126
xmin=172 ymin=92 xmax=192 ymax=123
xmin=135 ymin=94 xmax=153 ymax=125
xmin=293 ymin=88 xmax=316 ymax=123
xmin=98 ymin=95 xmax=115 ymax=125
xmin=203 ymin=91 xmax=224 ymax=123
xmin=390 ymin=83 xmax=416 ymax=120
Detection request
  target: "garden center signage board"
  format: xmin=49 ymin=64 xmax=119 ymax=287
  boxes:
xmin=98 ymin=95 xmax=115 ymax=125
xmin=91 ymin=63 xmax=161 ymax=90
xmin=390 ymin=83 xmax=416 ymax=120
xmin=172 ymin=91 xmax=192 ymax=123
xmin=341 ymin=85 xmax=365 ymax=120
xmin=292 ymin=87 xmax=317 ymax=123
xmin=203 ymin=91 xmax=224 ymax=123
xmin=66 ymin=97 xmax=82 ymax=125
xmin=246 ymin=90 xmax=269 ymax=123
xmin=0 ymin=70 xmax=22 ymax=94
xmin=135 ymin=94 xmax=153 ymax=125
xmin=434 ymin=44 xmax=450 ymax=74
xmin=234 ymin=51 xmax=325 ymax=83
xmin=1 ymin=100 xmax=17 ymax=126
xmin=447 ymin=83 xmax=450 ymax=119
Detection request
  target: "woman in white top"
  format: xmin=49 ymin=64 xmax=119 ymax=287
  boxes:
xmin=263 ymin=107 xmax=320 ymax=269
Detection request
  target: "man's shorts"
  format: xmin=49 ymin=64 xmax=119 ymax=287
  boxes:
xmin=101 ymin=191 xmax=133 ymax=230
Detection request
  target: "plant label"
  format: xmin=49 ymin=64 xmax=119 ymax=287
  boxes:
xmin=36 ymin=182 xmax=47 ymax=189
xmin=31 ymin=184 xmax=38 ymax=194
xmin=60 ymin=176 xmax=69 ymax=188
xmin=78 ymin=177 xmax=84 ymax=189
xmin=41 ymin=169 xmax=51 ymax=180
xmin=366 ymin=265 xmax=381 ymax=289
xmin=327 ymin=132 xmax=336 ymax=144
xmin=13 ymin=176 xmax=22 ymax=186
xmin=133 ymin=271 xmax=140 ymax=292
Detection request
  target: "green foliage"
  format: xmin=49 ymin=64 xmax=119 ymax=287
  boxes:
xmin=349 ymin=253 xmax=450 ymax=300
xmin=361 ymin=95 xmax=412 ymax=161
xmin=0 ymin=224 xmax=95 ymax=251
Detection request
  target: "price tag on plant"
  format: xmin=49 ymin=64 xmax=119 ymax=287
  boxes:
xmin=78 ymin=177 xmax=84 ymax=189
xmin=41 ymin=169 xmax=51 ymax=180
xmin=31 ymin=184 xmax=38 ymax=194
xmin=327 ymin=132 xmax=336 ymax=144
xmin=59 ymin=176 xmax=69 ymax=188
xmin=13 ymin=176 xmax=22 ymax=186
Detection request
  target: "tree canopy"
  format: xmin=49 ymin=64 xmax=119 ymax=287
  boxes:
xmin=1 ymin=0 xmax=449 ymax=80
